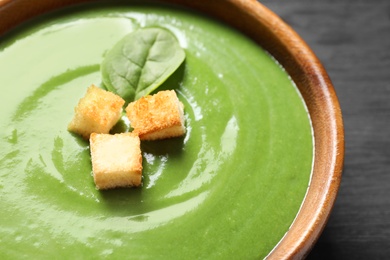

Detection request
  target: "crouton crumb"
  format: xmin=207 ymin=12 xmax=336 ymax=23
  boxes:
xmin=68 ymin=85 xmax=125 ymax=139
xmin=125 ymin=90 xmax=186 ymax=140
xmin=90 ymin=132 xmax=142 ymax=189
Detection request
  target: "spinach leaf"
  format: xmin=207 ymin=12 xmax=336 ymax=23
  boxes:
xmin=101 ymin=27 xmax=185 ymax=102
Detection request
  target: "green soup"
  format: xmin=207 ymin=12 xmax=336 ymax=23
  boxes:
xmin=0 ymin=3 xmax=313 ymax=259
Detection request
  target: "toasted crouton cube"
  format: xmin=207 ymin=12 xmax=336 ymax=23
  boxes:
xmin=90 ymin=133 xmax=142 ymax=189
xmin=125 ymin=90 xmax=185 ymax=140
xmin=68 ymin=85 xmax=125 ymax=139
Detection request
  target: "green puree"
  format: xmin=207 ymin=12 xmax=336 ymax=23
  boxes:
xmin=0 ymin=3 xmax=313 ymax=259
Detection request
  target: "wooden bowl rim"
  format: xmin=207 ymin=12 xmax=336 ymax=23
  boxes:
xmin=0 ymin=0 xmax=344 ymax=259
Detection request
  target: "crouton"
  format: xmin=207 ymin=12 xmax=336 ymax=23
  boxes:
xmin=68 ymin=85 xmax=125 ymax=139
xmin=90 ymin=132 xmax=142 ymax=189
xmin=125 ymin=90 xmax=185 ymax=140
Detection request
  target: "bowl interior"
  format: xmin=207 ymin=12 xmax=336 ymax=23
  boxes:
xmin=0 ymin=0 xmax=344 ymax=258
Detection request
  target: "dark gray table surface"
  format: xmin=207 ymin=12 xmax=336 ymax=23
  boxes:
xmin=260 ymin=0 xmax=390 ymax=259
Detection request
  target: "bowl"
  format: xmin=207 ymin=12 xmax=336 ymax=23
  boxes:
xmin=0 ymin=0 xmax=344 ymax=258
